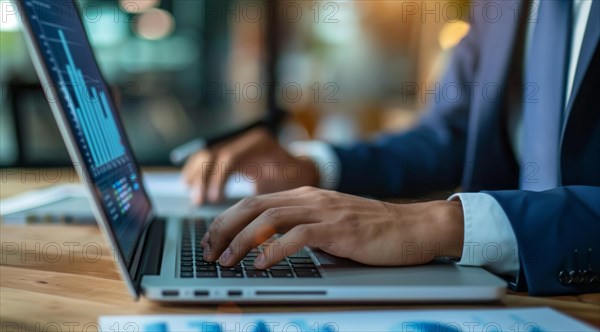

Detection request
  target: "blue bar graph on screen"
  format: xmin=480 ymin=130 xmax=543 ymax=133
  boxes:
xmin=57 ymin=29 xmax=125 ymax=168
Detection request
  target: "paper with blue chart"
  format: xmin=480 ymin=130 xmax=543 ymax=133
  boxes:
xmin=98 ymin=308 xmax=595 ymax=332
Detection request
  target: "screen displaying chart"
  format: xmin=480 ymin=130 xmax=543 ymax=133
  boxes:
xmin=20 ymin=0 xmax=152 ymax=263
xmin=58 ymin=29 xmax=126 ymax=169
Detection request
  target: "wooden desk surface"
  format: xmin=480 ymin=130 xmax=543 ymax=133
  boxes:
xmin=1 ymin=225 xmax=599 ymax=331
xmin=1 ymin=169 xmax=599 ymax=330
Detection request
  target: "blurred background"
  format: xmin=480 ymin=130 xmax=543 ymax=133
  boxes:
xmin=0 ymin=0 xmax=471 ymax=167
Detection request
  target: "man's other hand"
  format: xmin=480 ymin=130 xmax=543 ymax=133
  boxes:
xmin=182 ymin=128 xmax=319 ymax=205
xmin=201 ymin=187 xmax=465 ymax=269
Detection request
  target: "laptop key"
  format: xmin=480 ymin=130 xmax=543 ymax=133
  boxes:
xmin=196 ymin=271 xmax=218 ymax=278
xmin=196 ymin=261 xmax=215 ymax=266
xmin=294 ymin=267 xmax=319 ymax=273
xmin=295 ymin=270 xmax=321 ymax=278
xmin=246 ymin=271 xmax=269 ymax=278
xmin=293 ymin=268 xmax=320 ymax=277
xmin=289 ymin=258 xmax=314 ymax=264
xmin=220 ymin=271 xmax=243 ymax=278
xmin=180 ymin=267 xmax=193 ymax=272
xmin=292 ymin=263 xmax=316 ymax=268
xmin=270 ymin=271 xmax=294 ymax=278
xmin=181 ymin=272 xmax=194 ymax=278
xmin=196 ymin=266 xmax=217 ymax=271
xmin=269 ymin=266 xmax=293 ymax=271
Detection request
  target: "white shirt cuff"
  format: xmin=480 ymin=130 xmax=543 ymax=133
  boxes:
xmin=287 ymin=141 xmax=341 ymax=190
xmin=449 ymin=193 xmax=520 ymax=278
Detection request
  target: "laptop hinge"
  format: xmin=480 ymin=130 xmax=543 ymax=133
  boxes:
xmin=132 ymin=217 xmax=166 ymax=291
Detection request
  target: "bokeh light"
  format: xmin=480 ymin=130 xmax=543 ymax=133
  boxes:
xmin=134 ymin=8 xmax=175 ymax=41
xmin=119 ymin=0 xmax=160 ymax=14
xmin=438 ymin=20 xmax=471 ymax=50
xmin=0 ymin=0 xmax=21 ymax=31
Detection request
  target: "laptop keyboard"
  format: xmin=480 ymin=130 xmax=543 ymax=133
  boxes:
xmin=179 ymin=218 xmax=321 ymax=279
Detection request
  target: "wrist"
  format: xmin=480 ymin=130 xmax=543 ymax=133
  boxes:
xmin=297 ymin=156 xmax=320 ymax=188
xmin=431 ymin=201 xmax=464 ymax=259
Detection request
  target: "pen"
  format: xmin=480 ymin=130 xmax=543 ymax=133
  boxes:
xmin=170 ymin=110 xmax=288 ymax=165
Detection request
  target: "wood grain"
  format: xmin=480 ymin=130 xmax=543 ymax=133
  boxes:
xmin=1 ymin=225 xmax=599 ymax=331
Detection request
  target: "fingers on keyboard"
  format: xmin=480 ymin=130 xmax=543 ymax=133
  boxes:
xmin=180 ymin=218 xmax=321 ymax=278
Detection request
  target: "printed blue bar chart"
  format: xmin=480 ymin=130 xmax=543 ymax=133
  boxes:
xmin=57 ymin=29 xmax=125 ymax=168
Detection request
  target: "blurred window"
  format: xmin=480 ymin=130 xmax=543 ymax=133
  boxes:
xmin=1 ymin=0 xmax=268 ymax=167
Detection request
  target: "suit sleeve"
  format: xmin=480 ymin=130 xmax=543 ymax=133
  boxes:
xmin=332 ymin=22 xmax=481 ymax=198
xmin=484 ymin=186 xmax=600 ymax=295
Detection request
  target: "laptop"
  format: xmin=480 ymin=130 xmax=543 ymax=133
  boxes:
xmin=17 ymin=0 xmax=506 ymax=303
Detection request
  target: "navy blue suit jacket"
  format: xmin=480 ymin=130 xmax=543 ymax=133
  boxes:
xmin=332 ymin=1 xmax=600 ymax=295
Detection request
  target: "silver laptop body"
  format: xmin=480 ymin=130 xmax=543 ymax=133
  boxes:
xmin=17 ymin=0 xmax=506 ymax=303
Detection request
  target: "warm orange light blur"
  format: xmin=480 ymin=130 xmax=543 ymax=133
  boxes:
xmin=439 ymin=20 xmax=471 ymax=50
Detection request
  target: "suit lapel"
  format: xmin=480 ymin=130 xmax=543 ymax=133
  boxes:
xmin=565 ymin=0 xmax=599 ymax=117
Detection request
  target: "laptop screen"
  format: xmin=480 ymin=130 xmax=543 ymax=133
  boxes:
xmin=19 ymin=0 xmax=152 ymax=265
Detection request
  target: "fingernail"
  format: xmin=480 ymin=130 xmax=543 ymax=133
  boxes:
xmin=203 ymin=242 xmax=212 ymax=261
xmin=219 ymin=248 xmax=233 ymax=266
xmin=254 ymin=254 xmax=265 ymax=268
xmin=191 ymin=187 xmax=201 ymax=205
xmin=209 ymin=187 xmax=219 ymax=203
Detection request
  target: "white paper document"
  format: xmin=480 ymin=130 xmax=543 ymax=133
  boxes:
xmin=0 ymin=184 xmax=84 ymax=216
xmin=98 ymin=307 xmax=596 ymax=332
xmin=143 ymin=172 xmax=255 ymax=198
xmin=0 ymin=171 xmax=255 ymax=216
